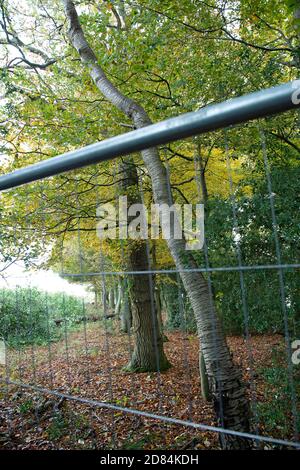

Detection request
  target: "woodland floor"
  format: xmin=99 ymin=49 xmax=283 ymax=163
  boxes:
xmin=0 ymin=325 xmax=296 ymax=450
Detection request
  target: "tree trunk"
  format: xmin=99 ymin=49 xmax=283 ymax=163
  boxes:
xmin=199 ymin=350 xmax=211 ymax=402
xmin=108 ymin=288 xmax=115 ymax=310
xmin=155 ymin=287 xmax=167 ymax=341
xmin=194 ymin=144 xmax=209 ymax=205
xmin=118 ymin=158 xmax=170 ymax=372
xmin=62 ymin=0 xmax=250 ymax=448
xmin=139 ymin=147 xmax=250 ymax=449
xmin=194 ymin=143 xmax=211 ymax=401
xmin=152 ymin=242 xmax=168 ymax=341
xmin=126 ymin=241 xmax=170 ymax=372
xmin=94 ymin=289 xmax=98 ymax=308
xmin=120 ymin=278 xmax=132 ymax=333
xmin=115 ymin=284 xmax=122 ymax=317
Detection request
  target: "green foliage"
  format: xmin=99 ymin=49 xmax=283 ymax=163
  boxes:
xmin=194 ymin=164 xmax=300 ymax=336
xmin=161 ymin=162 xmax=299 ymax=336
xmin=18 ymin=399 xmax=34 ymax=415
xmin=257 ymin=350 xmax=300 ymax=435
xmin=161 ymin=279 xmax=196 ymax=332
xmin=0 ymin=0 xmax=299 ymax=342
xmin=0 ymin=287 xmax=85 ymax=347
xmin=47 ymin=413 xmax=67 ymax=441
xmin=46 ymin=409 xmax=93 ymax=447
xmin=121 ymin=432 xmax=161 ymax=450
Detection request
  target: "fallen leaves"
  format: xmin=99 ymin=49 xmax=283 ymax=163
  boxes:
xmin=0 ymin=326 xmax=295 ymax=450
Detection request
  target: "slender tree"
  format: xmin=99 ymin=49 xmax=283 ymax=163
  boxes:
xmin=61 ymin=0 xmax=250 ymax=448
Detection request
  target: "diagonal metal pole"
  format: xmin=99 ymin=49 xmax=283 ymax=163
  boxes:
xmin=0 ymin=80 xmax=299 ymax=191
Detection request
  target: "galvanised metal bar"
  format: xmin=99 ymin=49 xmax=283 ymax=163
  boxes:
xmin=0 ymin=80 xmax=299 ymax=191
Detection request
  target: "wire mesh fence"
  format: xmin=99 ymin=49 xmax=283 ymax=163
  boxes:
xmin=0 ymin=87 xmax=299 ymax=450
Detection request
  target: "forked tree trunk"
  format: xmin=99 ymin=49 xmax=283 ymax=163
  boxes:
xmin=62 ymin=0 xmax=250 ymax=448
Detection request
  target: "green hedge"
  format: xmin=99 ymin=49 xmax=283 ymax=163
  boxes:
xmin=0 ymin=287 xmax=86 ymax=346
